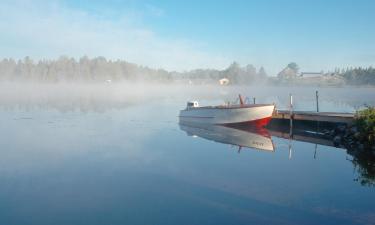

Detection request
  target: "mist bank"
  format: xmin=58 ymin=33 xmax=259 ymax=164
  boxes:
xmin=1 ymin=82 xmax=374 ymax=113
xmin=0 ymin=56 xmax=282 ymax=85
xmin=0 ymin=82 xmax=242 ymax=112
xmin=0 ymin=56 xmax=267 ymax=85
xmin=0 ymin=56 xmax=374 ymax=86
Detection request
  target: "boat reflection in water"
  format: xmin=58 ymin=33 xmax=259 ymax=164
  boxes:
xmin=179 ymin=122 xmax=275 ymax=152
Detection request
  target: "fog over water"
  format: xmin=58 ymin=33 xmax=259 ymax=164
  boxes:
xmin=1 ymin=82 xmax=374 ymax=111
xmin=1 ymin=82 xmax=375 ymax=225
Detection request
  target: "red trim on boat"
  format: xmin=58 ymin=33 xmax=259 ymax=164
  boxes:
xmin=179 ymin=116 xmax=215 ymax=119
xmin=220 ymin=116 xmax=272 ymax=128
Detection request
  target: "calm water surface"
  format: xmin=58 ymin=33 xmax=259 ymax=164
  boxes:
xmin=0 ymin=85 xmax=374 ymax=225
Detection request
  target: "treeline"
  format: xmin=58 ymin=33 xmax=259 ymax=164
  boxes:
xmin=0 ymin=56 xmax=267 ymax=84
xmin=1 ymin=56 xmax=373 ymax=85
xmin=0 ymin=56 xmax=172 ymax=82
xmin=339 ymin=67 xmax=375 ymax=85
xmin=175 ymin=62 xmax=267 ymax=84
xmin=276 ymin=62 xmax=375 ymax=86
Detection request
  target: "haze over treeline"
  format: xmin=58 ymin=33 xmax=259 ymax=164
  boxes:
xmin=0 ymin=56 xmax=267 ymax=84
xmin=0 ymin=56 xmax=374 ymax=86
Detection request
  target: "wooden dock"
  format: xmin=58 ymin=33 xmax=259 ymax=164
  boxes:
xmin=272 ymin=110 xmax=355 ymax=124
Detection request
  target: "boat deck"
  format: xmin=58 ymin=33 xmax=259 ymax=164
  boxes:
xmin=188 ymin=104 xmax=274 ymax=110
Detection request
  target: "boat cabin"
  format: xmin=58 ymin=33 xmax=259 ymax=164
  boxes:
xmin=186 ymin=101 xmax=199 ymax=109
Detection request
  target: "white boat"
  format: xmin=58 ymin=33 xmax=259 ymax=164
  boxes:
xmin=179 ymin=95 xmax=275 ymax=127
xmin=179 ymin=122 xmax=274 ymax=152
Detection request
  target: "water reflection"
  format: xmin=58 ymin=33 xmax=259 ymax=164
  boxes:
xmin=348 ymin=150 xmax=375 ymax=187
xmin=180 ymin=119 xmax=375 ymax=188
xmin=270 ymin=120 xmax=375 ymax=187
xmin=267 ymin=120 xmax=337 ymax=147
xmin=179 ymin=122 xmax=275 ymax=152
xmin=1 ymin=97 xmax=375 ymax=224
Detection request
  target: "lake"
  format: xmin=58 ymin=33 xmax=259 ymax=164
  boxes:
xmin=0 ymin=84 xmax=374 ymax=225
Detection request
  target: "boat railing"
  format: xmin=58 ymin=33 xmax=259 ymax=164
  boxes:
xmin=228 ymin=96 xmax=252 ymax=106
xmin=244 ymin=97 xmax=252 ymax=104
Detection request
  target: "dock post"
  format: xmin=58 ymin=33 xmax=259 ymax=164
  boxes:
xmin=288 ymin=94 xmax=293 ymax=160
xmin=253 ymin=97 xmax=256 ymax=104
xmin=289 ymin=94 xmax=293 ymax=112
xmin=316 ymin=90 xmax=320 ymax=132
xmin=289 ymin=94 xmax=293 ymax=138
xmin=316 ymin=91 xmax=319 ymax=112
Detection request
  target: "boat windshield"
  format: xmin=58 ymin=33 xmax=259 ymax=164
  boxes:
xmin=187 ymin=101 xmax=199 ymax=108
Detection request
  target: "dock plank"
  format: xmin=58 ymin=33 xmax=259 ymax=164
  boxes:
xmin=272 ymin=110 xmax=355 ymax=124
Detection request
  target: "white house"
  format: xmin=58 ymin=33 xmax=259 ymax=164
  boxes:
xmin=219 ymin=78 xmax=229 ymax=85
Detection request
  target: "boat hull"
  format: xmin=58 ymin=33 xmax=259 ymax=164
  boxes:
xmin=179 ymin=123 xmax=274 ymax=151
xmin=179 ymin=104 xmax=275 ymax=127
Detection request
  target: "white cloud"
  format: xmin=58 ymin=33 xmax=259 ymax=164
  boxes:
xmin=0 ymin=0 xmax=230 ymax=71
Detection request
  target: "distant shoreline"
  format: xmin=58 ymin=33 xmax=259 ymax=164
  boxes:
xmin=0 ymin=56 xmax=374 ymax=86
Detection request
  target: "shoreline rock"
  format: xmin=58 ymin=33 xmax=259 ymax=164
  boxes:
xmin=330 ymin=124 xmax=374 ymax=153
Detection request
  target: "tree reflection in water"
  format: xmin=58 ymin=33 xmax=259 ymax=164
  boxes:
xmin=348 ymin=150 xmax=375 ymax=187
xmin=268 ymin=119 xmax=375 ymax=187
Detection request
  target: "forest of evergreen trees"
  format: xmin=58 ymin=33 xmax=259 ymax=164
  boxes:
xmin=0 ymin=56 xmax=267 ymax=84
xmin=0 ymin=56 xmax=374 ymax=85
xmin=175 ymin=62 xmax=267 ymax=84
xmin=0 ymin=56 xmax=172 ymax=82
xmin=340 ymin=67 xmax=375 ymax=85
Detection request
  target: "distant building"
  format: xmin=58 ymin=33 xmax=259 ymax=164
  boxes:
xmin=277 ymin=67 xmax=297 ymax=80
xmin=300 ymin=72 xmax=323 ymax=78
xmin=219 ymin=78 xmax=230 ymax=85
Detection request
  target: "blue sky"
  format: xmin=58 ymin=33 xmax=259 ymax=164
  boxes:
xmin=0 ymin=0 xmax=374 ymax=75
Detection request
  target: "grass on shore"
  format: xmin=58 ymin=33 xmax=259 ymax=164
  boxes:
xmin=355 ymin=107 xmax=375 ymax=148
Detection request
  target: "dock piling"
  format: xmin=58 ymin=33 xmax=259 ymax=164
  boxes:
xmin=272 ymin=92 xmax=354 ymax=124
xmin=289 ymin=94 xmax=293 ymax=111
xmin=316 ymin=91 xmax=319 ymax=112
xmin=289 ymin=94 xmax=293 ymax=138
